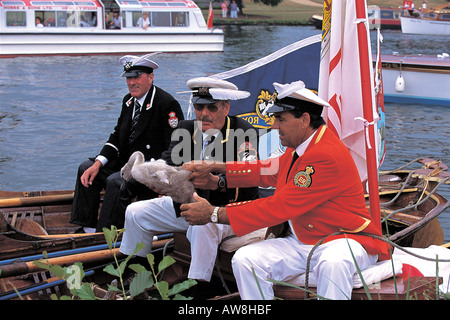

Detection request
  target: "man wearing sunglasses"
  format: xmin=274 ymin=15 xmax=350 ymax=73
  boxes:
xmin=119 ymin=77 xmax=260 ymax=298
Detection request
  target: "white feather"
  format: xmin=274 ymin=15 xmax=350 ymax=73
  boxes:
xmin=273 ymin=80 xmax=305 ymax=99
xmin=209 ymin=88 xmax=250 ymax=101
xmin=132 ymin=52 xmax=161 ymax=65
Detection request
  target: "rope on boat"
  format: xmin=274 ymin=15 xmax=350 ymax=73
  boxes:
xmin=381 ymin=176 xmax=450 ymax=224
xmin=303 ymin=231 xmax=450 ymax=300
xmin=379 ymin=170 xmax=418 ymax=207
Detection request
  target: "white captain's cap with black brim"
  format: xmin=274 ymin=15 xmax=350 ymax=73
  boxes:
xmin=186 ymin=77 xmax=250 ymax=104
xmin=266 ymin=80 xmax=331 ymax=115
xmin=119 ymin=53 xmax=159 ymax=77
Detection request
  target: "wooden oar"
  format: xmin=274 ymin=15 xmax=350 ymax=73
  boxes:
xmin=0 ymin=193 xmax=74 ymax=208
xmin=0 ymin=238 xmax=170 ymax=278
xmin=0 ymin=248 xmax=122 ymax=278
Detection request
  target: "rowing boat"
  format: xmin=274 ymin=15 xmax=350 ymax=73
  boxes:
xmin=0 ymin=157 xmax=448 ymax=300
xmin=0 ymin=190 xmax=107 ymax=261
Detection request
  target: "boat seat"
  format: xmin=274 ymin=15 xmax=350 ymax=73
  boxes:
xmin=169 ymin=232 xmax=443 ymax=300
xmin=274 ymin=276 xmax=442 ymax=300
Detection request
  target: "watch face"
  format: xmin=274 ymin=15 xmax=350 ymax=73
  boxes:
xmin=211 ymin=214 xmax=218 ymax=223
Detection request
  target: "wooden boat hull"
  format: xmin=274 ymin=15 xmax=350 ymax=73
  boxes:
xmin=0 ymin=190 xmax=107 ymax=261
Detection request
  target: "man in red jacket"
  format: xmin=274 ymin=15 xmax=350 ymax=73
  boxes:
xmin=181 ymin=80 xmax=389 ymax=300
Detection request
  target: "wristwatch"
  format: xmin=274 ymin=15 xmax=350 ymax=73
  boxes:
xmin=211 ymin=207 xmax=219 ymax=223
xmin=217 ymin=174 xmax=227 ymax=190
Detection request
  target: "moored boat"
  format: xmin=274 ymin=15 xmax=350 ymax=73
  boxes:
xmin=0 ymin=0 xmax=224 ymax=57
xmin=368 ymin=5 xmax=402 ymax=29
xmin=380 ymin=53 xmax=450 ymax=106
xmin=310 ymin=6 xmax=402 ymax=30
xmin=400 ymin=4 xmax=450 ymax=35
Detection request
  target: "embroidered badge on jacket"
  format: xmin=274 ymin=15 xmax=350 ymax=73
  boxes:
xmin=126 ymin=97 xmax=133 ymax=107
xmin=294 ymin=165 xmax=315 ymax=188
xmin=168 ymin=111 xmax=179 ymax=128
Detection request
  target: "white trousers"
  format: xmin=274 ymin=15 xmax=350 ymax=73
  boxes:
xmin=232 ymin=234 xmax=378 ymax=300
xmin=119 ymin=196 xmax=234 ymax=281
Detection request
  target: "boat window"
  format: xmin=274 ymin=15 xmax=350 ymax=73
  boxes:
xmin=116 ymin=0 xmax=140 ymax=5
xmin=2 ymin=1 xmax=25 ymax=5
xmin=145 ymin=2 xmax=167 ymax=6
xmin=122 ymin=10 xmax=142 ymax=28
xmin=171 ymin=12 xmax=188 ymax=26
xmin=57 ymin=11 xmax=68 ymax=26
xmin=425 ymin=12 xmax=437 ymax=19
xmin=167 ymin=2 xmax=187 ymax=6
xmin=381 ymin=11 xmax=394 ymax=19
xmin=441 ymin=14 xmax=450 ymax=21
xmin=6 ymin=11 xmax=26 ymax=27
xmin=32 ymin=10 xmax=98 ymax=27
xmin=35 ymin=11 xmax=56 ymax=26
xmin=152 ymin=11 xmax=170 ymax=26
xmin=74 ymin=1 xmax=96 ymax=5
xmin=30 ymin=1 xmax=53 ymax=5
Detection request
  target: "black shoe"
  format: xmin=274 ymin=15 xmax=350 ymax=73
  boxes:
xmin=73 ymin=227 xmax=86 ymax=234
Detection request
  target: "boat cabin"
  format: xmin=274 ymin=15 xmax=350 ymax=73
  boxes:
xmin=0 ymin=0 xmax=207 ymax=32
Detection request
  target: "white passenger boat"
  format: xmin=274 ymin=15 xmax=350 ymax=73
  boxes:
xmin=380 ymin=53 xmax=450 ymax=106
xmin=400 ymin=4 xmax=450 ymax=35
xmin=0 ymin=0 xmax=224 ymax=57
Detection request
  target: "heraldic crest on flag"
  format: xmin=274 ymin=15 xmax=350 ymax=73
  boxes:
xmin=211 ymin=35 xmax=322 ymax=129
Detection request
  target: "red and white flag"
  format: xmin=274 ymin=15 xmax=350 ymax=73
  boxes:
xmin=207 ymin=2 xmax=214 ymax=29
xmin=318 ymin=0 xmax=379 ymax=183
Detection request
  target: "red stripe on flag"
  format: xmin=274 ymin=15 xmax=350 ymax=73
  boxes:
xmin=329 ymin=48 xmax=341 ymax=74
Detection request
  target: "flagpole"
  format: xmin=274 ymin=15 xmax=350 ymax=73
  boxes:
xmin=354 ymin=0 xmax=381 ymax=230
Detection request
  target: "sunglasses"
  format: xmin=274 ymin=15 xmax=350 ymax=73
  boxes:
xmin=194 ymin=104 xmax=221 ymax=113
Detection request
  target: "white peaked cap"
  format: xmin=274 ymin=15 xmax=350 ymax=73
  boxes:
xmin=186 ymin=77 xmax=250 ymax=103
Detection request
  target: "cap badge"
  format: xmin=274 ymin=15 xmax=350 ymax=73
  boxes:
xmin=198 ymin=87 xmax=210 ymax=96
xmin=124 ymin=61 xmax=133 ymax=71
xmin=293 ymin=165 xmax=315 ymax=188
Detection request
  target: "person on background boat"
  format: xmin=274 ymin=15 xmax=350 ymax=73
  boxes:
xmin=35 ymin=17 xmax=43 ymax=27
xmin=180 ymin=80 xmax=390 ymax=300
xmin=111 ymin=11 xmax=121 ymax=29
xmin=119 ymin=77 xmax=259 ymax=298
xmin=136 ymin=12 xmax=150 ymax=30
xmin=70 ymin=54 xmax=183 ymax=233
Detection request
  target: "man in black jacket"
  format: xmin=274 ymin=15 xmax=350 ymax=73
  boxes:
xmin=70 ymin=54 xmax=184 ymax=233
xmin=119 ymin=77 xmax=259 ymax=292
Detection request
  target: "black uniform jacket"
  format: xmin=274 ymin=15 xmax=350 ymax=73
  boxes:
xmin=161 ymin=116 xmax=259 ymax=207
xmin=98 ymin=85 xmax=184 ymax=170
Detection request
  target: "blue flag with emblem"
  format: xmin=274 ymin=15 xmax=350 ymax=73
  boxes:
xmin=212 ymin=34 xmax=321 ymax=129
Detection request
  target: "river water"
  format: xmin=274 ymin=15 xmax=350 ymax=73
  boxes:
xmin=0 ymin=25 xmax=449 ymax=242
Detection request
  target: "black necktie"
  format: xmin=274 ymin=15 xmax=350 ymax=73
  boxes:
xmin=129 ymin=100 xmax=141 ymax=142
xmin=286 ymin=151 xmax=299 ymax=182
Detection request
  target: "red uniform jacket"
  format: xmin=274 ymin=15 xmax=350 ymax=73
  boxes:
xmin=226 ymin=126 xmax=390 ymax=260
